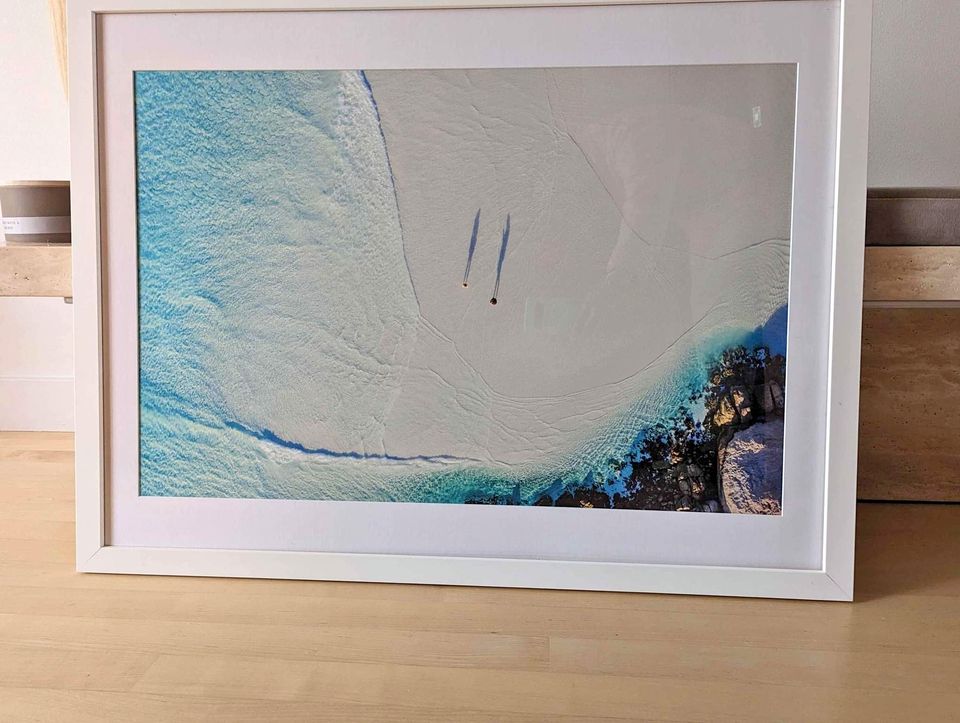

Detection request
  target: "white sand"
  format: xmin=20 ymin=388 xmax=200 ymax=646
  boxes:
xmin=353 ymin=65 xmax=795 ymax=469
xmin=206 ymin=65 xmax=795 ymax=489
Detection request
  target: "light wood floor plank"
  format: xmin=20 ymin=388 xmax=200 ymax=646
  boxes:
xmin=0 ymin=614 xmax=549 ymax=672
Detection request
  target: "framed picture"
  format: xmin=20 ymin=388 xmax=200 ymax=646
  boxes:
xmin=71 ymin=0 xmax=871 ymax=600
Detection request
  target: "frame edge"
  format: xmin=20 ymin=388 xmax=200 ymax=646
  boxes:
xmin=822 ymin=0 xmax=872 ymax=602
xmin=71 ymin=0 xmax=108 ymax=569
xmin=72 ymin=0 xmax=871 ymax=602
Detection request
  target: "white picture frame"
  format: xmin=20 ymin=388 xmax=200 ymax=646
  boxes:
xmin=71 ymin=0 xmax=872 ymax=600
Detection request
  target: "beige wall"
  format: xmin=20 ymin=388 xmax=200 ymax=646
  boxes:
xmin=1 ymin=0 xmax=958 ymax=429
xmin=0 ymin=0 xmax=73 ymax=431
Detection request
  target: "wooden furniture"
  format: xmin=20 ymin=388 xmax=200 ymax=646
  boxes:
xmin=0 ymin=246 xmax=72 ymax=298
xmin=1 ymin=431 xmax=958 ymax=721
xmin=858 ymin=309 xmax=960 ymax=501
xmin=863 ymin=246 xmax=960 ymax=302
xmin=857 ymin=189 xmax=960 ymax=501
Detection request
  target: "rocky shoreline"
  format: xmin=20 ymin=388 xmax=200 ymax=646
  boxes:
xmin=466 ymin=344 xmax=786 ymax=514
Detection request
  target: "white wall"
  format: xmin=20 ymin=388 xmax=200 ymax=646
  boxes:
xmin=868 ymin=0 xmax=960 ymax=187
xmin=0 ymin=0 xmax=958 ymax=430
xmin=0 ymin=0 xmax=73 ymax=431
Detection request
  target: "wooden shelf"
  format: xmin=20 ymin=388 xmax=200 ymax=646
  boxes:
xmin=863 ymin=246 xmax=960 ymax=302
xmin=0 ymin=246 xmax=72 ymax=298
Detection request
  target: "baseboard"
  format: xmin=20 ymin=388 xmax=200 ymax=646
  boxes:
xmin=0 ymin=376 xmax=74 ymax=431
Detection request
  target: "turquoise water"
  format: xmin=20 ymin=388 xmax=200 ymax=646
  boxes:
xmin=135 ymin=70 xmax=787 ymax=504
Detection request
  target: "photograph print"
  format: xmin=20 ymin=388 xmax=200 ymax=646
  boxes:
xmin=135 ymin=63 xmax=796 ymax=514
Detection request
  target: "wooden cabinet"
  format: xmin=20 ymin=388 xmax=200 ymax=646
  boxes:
xmin=858 ymin=308 xmax=960 ymax=501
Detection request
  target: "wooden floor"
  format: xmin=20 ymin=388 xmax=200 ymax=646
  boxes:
xmin=1 ymin=432 xmax=958 ymax=721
